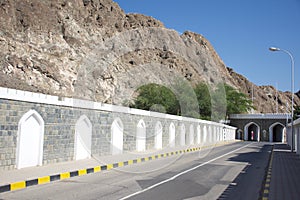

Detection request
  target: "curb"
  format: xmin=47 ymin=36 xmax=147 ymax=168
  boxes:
xmin=260 ymin=144 xmax=274 ymax=200
xmin=0 ymin=141 xmax=234 ymax=193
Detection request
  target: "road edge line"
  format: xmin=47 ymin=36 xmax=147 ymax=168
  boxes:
xmin=0 ymin=141 xmax=237 ymax=193
xmin=260 ymin=144 xmax=274 ymax=200
xmin=119 ymin=142 xmax=252 ymax=200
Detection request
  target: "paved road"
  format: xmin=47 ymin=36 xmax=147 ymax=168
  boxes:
xmin=0 ymin=142 xmax=272 ymax=200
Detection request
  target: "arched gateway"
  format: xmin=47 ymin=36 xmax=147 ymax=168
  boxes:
xmin=244 ymin=122 xmax=260 ymax=141
xmin=230 ymin=113 xmax=291 ymax=142
xmin=269 ymin=123 xmax=285 ymax=143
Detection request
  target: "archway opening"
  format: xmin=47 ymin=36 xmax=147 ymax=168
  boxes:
xmin=272 ymin=124 xmax=284 ymax=142
xmin=236 ymin=129 xmax=243 ymax=140
xmin=247 ymin=124 xmax=259 ymax=141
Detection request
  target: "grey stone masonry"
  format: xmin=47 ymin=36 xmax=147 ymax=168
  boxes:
xmin=229 ymin=114 xmax=290 ymax=142
xmin=0 ymin=87 xmax=236 ymax=171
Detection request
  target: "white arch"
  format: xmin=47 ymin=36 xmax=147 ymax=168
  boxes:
xmin=219 ymin=127 xmax=223 ymax=141
xmin=169 ymin=123 xmax=176 ymax=147
xmin=269 ymin=122 xmax=285 ymax=143
xmin=16 ymin=110 xmax=44 ymax=169
xmin=216 ymin=127 xmax=219 ymax=142
xmin=180 ymin=124 xmax=186 ymax=146
xmin=111 ymin=118 xmax=124 ymax=155
xmin=189 ymin=124 xmax=194 ymax=145
xmin=203 ymin=125 xmax=207 ymax=143
xmin=283 ymin=127 xmax=287 ymax=143
xmin=237 ymin=129 xmax=243 ymax=140
xmin=208 ymin=126 xmax=212 ymax=143
xmin=155 ymin=121 xmax=163 ymax=150
xmin=244 ymin=122 xmax=260 ymax=141
xmin=136 ymin=119 xmax=146 ymax=152
xmin=220 ymin=127 xmax=223 ymax=141
xmin=222 ymin=127 xmax=226 ymax=141
xmin=213 ymin=126 xmax=217 ymax=143
xmin=197 ymin=125 xmax=201 ymax=144
xmin=75 ymin=115 xmax=92 ymax=160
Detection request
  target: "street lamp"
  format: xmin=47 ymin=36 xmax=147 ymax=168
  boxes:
xmin=269 ymin=47 xmax=295 ymax=152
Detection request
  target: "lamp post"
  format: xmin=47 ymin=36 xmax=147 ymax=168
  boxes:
xmin=269 ymin=47 xmax=295 ymax=152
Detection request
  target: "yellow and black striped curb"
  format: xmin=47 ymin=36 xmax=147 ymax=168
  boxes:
xmin=0 ymin=141 xmax=234 ymax=193
xmin=261 ymin=145 xmax=274 ymax=200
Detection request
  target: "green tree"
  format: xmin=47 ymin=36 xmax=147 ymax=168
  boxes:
xmin=130 ymin=82 xmax=254 ymax=121
xmin=130 ymin=83 xmax=180 ymax=115
xmin=294 ymin=105 xmax=300 ymax=120
xmin=210 ymin=83 xmax=254 ymax=121
xmin=224 ymin=84 xmax=254 ymax=117
xmin=171 ymin=78 xmax=200 ymax=118
xmin=211 ymin=83 xmax=227 ymax=121
xmin=194 ymin=83 xmax=212 ymax=120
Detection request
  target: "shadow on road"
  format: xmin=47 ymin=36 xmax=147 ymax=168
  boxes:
xmin=268 ymin=143 xmax=300 ymax=200
xmin=218 ymin=143 xmax=273 ymax=200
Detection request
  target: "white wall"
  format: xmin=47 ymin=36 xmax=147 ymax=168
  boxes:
xmin=1 ymin=87 xmax=237 ymax=162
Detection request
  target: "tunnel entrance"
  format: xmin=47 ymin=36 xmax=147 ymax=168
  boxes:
xmin=248 ymin=124 xmax=258 ymax=141
xmin=244 ymin=122 xmax=260 ymax=141
xmin=269 ymin=123 xmax=284 ymax=142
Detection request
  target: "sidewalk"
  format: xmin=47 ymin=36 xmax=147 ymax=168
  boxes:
xmin=0 ymin=142 xmax=230 ymax=193
xmin=266 ymin=143 xmax=300 ymax=200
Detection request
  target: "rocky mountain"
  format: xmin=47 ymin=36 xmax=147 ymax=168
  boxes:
xmin=0 ymin=0 xmax=299 ymax=114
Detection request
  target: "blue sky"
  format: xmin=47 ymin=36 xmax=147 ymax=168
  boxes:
xmin=114 ymin=0 xmax=300 ymax=92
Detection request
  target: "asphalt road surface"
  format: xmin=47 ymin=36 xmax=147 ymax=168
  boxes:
xmin=0 ymin=142 xmax=272 ymax=200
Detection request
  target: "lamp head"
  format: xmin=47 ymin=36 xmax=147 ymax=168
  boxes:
xmin=269 ymin=47 xmax=280 ymax=51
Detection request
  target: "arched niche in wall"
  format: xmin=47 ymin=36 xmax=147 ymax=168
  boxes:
xmin=111 ymin=118 xmax=124 ymax=155
xmin=180 ymin=124 xmax=185 ymax=146
xmin=197 ymin=125 xmax=201 ymax=144
xmin=155 ymin=121 xmax=163 ymax=150
xmin=16 ymin=110 xmax=44 ymax=169
xmin=202 ymin=125 xmax=207 ymax=143
xmin=136 ymin=119 xmax=146 ymax=152
xmin=208 ymin=126 xmax=212 ymax=143
xmin=75 ymin=115 xmax=92 ymax=160
xmin=189 ymin=124 xmax=194 ymax=145
xmin=169 ymin=123 xmax=176 ymax=147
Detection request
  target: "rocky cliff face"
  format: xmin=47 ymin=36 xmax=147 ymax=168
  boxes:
xmin=227 ymin=68 xmax=299 ymax=113
xmin=0 ymin=0 xmax=299 ymax=113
